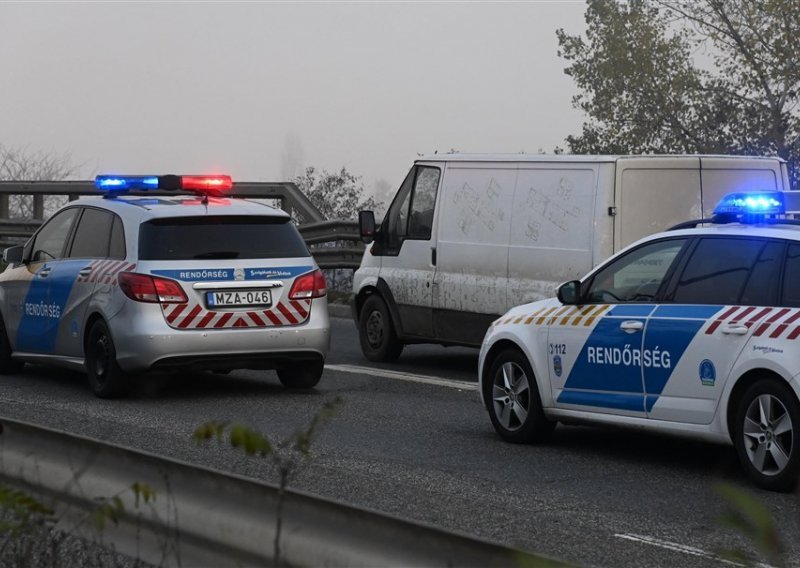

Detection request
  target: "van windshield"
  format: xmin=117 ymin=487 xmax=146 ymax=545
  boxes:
xmin=138 ymin=216 xmax=309 ymax=260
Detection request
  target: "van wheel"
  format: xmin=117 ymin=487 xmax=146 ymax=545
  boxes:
xmin=358 ymin=295 xmax=403 ymax=362
xmin=485 ymin=349 xmax=555 ymax=443
xmin=733 ymin=378 xmax=800 ymax=492
xmin=277 ymin=360 xmax=323 ymax=389
xmin=86 ymin=320 xmax=130 ymax=399
xmin=0 ymin=316 xmax=23 ymax=374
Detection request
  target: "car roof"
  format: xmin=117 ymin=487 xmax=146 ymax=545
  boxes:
xmin=67 ymin=195 xmax=291 ymax=224
xmin=631 ymin=221 xmax=800 ymax=249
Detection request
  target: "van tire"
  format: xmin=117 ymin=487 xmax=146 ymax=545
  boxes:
xmin=86 ymin=320 xmax=130 ymax=399
xmin=733 ymin=378 xmax=799 ymax=492
xmin=358 ymin=295 xmax=403 ymax=362
xmin=484 ymin=348 xmax=555 ymax=443
xmin=0 ymin=316 xmax=23 ymax=374
xmin=277 ymin=360 xmax=324 ymax=389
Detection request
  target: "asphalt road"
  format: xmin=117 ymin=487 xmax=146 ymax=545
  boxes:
xmin=0 ymin=316 xmax=797 ymax=567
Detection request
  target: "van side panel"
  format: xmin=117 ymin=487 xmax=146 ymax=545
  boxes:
xmin=432 ymin=163 xmax=516 ymax=345
xmin=507 ymin=165 xmax=600 ymax=307
xmin=615 ymin=157 xmax=702 ymax=250
xmin=698 ymin=157 xmax=781 ymax=216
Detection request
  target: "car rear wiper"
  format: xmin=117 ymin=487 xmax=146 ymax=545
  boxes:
xmin=193 ymin=251 xmax=240 ymax=259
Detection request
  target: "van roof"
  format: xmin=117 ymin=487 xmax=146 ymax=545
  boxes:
xmin=416 ymin=153 xmax=786 ymax=164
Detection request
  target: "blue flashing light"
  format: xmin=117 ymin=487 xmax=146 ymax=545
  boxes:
xmin=713 ymin=191 xmax=785 ymax=219
xmin=95 ymin=175 xmax=159 ymax=191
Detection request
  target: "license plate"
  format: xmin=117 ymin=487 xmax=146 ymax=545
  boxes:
xmin=206 ymin=289 xmax=272 ymax=308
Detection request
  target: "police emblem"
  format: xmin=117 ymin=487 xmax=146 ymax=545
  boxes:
xmin=553 ymin=355 xmax=562 ymax=378
xmin=234 ymin=268 xmax=245 ymax=281
xmin=699 ymin=359 xmax=716 ymax=386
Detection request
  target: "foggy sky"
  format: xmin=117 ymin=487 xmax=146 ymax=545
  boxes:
xmin=0 ymin=1 xmax=587 ymax=196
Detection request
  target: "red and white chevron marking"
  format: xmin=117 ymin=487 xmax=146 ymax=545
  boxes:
xmin=160 ymin=299 xmax=312 ymax=330
xmin=77 ymin=260 xmax=137 ymax=284
xmin=705 ymin=306 xmax=800 ymax=339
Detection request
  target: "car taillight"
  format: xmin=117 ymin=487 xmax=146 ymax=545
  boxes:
xmin=288 ymin=269 xmax=327 ymax=300
xmin=118 ymin=272 xmax=188 ymax=304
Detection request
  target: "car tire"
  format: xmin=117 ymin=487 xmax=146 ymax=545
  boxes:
xmin=484 ymin=348 xmax=555 ymax=443
xmin=733 ymin=378 xmax=800 ymax=492
xmin=277 ymin=360 xmax=324 ymax=389
xmin=86 ymin=319 xmax=130 ymax=399
xmin=0 ymin=316 xmax=23 ymax=374
xmin=358 ymin=295 xmax=403 ymax=362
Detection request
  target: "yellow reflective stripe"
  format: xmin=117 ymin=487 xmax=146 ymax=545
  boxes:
xmin=524 ymin=307 xmax=546 ymax=324
xmin=573 ymin=304 xmax=601 ymax=326
xmin=549 ymin=306 xmax=572 ymax=325
xmin=559 ymin=306 xmax=581 ymax=326
xmin=535 ymin=307 xmax=558 ymax=325
xmin=583 ymin=305 xmax=610 ymax=326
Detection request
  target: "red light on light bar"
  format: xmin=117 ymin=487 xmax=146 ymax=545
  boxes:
xmin=181 ymin=175 xmax=233 ymax=193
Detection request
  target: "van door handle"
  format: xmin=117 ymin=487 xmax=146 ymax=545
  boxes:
xmin=431 ymin=247 xmax=437 ymax=266
xmin=620 ymin=320 xmax=643 ymax=333
xmin=79 ymin=267 xmax=92 ymax=277
xmin=721 ymin=325 xmax=749 ymax=336
xmin=38 ymin=268 xmax=52 ymax=278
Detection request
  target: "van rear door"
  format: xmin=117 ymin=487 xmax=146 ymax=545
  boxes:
xmin=698 ymin=156 xmax=784 ymax=216
xmin=615 ymin=156 xmax=702 ymax=251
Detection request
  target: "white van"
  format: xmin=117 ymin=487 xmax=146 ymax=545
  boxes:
xmin=352 ymin=154 xmax=792 ymax=361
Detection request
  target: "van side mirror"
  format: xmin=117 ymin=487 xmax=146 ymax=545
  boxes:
xmin=557 ymin=280 xmax=581 ymax=305
xmin=359 ymin=210 xmax=376 ymax=244
xmin=3 ymin=245 xmax=23 ymax=266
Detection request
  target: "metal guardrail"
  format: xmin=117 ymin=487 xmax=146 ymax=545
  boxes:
xmin=0 ymin=417 xmax=561 ymax=567
xmin=298 ymin=220 xmax=365 ymax=269
xmin=0 ymin=182 xmax=366 ymax=269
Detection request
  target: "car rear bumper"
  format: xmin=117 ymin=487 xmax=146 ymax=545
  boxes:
xmin=108 ymin=299 xmax=330 ymax=373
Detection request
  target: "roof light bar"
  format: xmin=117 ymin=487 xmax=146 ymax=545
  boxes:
xmin=181 ymin=175 xmax=233 ymax=192
xmin=95 ymin=174 xmax=233 ymax=196
xmin=713 ymin=191 xmax=785 ymax=219
xmin=96 ymin=175 xmax=159 ymax=191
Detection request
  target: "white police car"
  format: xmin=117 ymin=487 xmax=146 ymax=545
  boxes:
xmin=0 ymin=174 xmax=330 ymax=398
xmin=480 ymin=191 xmax=800 ymax=491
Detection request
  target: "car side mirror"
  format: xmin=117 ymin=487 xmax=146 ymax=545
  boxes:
xmin=3 ymin=245 xmax=23 ymax=266
xmin=557 ymin=280 xmax=581 ymax=305
xmin=359 ymin=210 xmax=376 ymax=244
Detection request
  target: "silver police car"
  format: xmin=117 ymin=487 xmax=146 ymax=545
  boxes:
xmin=0 ymin=175 xmax=330 ymax=397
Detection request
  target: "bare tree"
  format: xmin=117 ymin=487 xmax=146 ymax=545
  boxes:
xmin=0 ymin=145 xmax=78 ymax=218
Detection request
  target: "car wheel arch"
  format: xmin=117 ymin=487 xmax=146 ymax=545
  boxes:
xmin=355 ymin=278 xmax=402 ymax=335
xmin=725 ymin=369 xmax=799 ymax=441
xmin=481 ymin=339 xmax=545 ymax=408
xmin=83 ymin=313 xmax=107 ymax=354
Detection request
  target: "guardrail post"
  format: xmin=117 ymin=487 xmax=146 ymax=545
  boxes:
xmin=33 ymin=195 xmax=44 ymax=220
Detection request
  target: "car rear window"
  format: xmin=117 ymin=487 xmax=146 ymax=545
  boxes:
xmin=138 ymin=216 xmax=310 ymax=260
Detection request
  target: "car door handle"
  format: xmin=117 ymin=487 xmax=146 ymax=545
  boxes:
xmin=721 ymin=325 xmax=749 ymax=336
xmin=79 ymin=267 xmax=92 ymax=277
xmin=38 ymin=268 xmax=52 ymax=278
xmin=620 ymin=320 xmax=643 ymax=333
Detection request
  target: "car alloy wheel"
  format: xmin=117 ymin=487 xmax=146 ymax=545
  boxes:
xmin=742 ymin=393 xmax=793 ymax=477
xmin=492 ymin=361 xmax=531 ymax=432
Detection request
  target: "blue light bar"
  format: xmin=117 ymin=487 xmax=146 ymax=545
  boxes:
xmin=95 ymin=175 xmax=159 ymax=191
xmin=713 ymin=191 xmax=785 ymax=218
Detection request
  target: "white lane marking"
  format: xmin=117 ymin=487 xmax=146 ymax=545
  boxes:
xmin=614 ymin=533 xmax=777 ymax=568
xmin=325 ymin=363 xmax=478 ymax=391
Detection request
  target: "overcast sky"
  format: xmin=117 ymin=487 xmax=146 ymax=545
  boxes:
xmin=0 ymin=1 xmax=587 ymax=194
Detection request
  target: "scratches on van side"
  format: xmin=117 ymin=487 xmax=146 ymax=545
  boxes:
xmin=452 ymin=179 xmax=506 ymax=236
xmin=522 ymin=179 xmax=582 ymax=238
